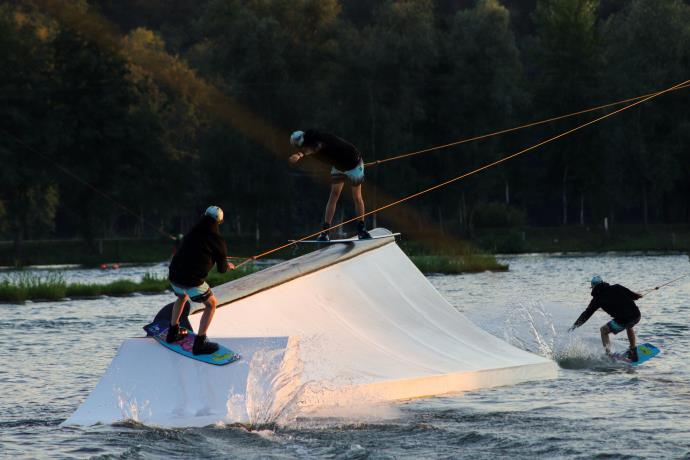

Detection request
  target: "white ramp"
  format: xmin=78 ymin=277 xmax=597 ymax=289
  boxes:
xmin=66 ymin=229 xmax=557 ymax=427
xmin=64 ymin=337 xmax=294 ymax=426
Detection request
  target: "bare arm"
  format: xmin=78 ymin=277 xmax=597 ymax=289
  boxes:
xmin=288 ymin=143 xmax=322 ymax=164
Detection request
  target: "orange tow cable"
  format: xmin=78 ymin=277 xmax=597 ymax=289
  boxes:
xmin=233 ymin=79 xmax=690 ymax=269
xmin=364 ymin=84 xmax=690 ymax=168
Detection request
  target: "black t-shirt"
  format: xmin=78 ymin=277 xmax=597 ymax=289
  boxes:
xmin=168 ymin=216 xmax=228 ymax=287
xmin=574 ymin=283 xmax=642 ymax=326
xmin=302 ymin=130 xmax=362 ymax=171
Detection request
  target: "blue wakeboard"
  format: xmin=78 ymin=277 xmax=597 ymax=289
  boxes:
xmin=143 ymin=321 xmax=240 ymax=366
xmin=611 ymin=342 xmax=660 ymax=366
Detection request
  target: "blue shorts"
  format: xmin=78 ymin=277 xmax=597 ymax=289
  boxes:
xmin=170 ymin=282 xmax=212 ymax=303
xmin=331 ymin=159 xmax=364 ymax=185
xmin=607 ymin=315 xmax=640 ymax=334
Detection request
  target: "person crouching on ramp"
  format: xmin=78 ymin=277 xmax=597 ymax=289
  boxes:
xmin=166 ymin=206 xmax=234 ymax=355
xmin=288 ymin=129 xmax=371 ymax=241
xmin=568 ymin=275 xmax=643 ymax=362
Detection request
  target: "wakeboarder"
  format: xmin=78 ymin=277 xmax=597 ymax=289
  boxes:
xmin=166 ymin=206 xmax=234 ymax=355
xmin=568 ymin=275 xmax=643 ymax=362
xmin=288 ymin=129 xmax=371 ymax=241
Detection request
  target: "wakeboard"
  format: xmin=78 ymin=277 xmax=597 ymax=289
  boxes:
xmin=611 ymin=342 xmax=660 ymax=366
xmin=143 ymin=321 xmax=240 ymax=366
xmin=290 ymin=232 xmax=401 ymax=244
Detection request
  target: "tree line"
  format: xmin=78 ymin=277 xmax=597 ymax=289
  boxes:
xmin=1 ymin=0 xmax=689 ymax=257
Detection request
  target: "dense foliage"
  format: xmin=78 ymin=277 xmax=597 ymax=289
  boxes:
xmin=1 ymin=0 xmax=689 ymax=256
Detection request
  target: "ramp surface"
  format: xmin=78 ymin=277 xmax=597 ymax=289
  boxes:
xmin=66 ymin=229 xmax=557 ymax=427
xmin=64 ymin=337 xmax=292 ymax=426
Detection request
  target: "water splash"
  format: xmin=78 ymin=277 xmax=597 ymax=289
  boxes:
xmin=496 ymin=300 xmax=630 ymax=370
xmin=240 ymin=337 xmax=400 ymax=427
xmin=114 ymin=386 xmax=151 ymax=423
xmin=502 ymin=299 xmax=558 ymax=359
xmin=243 ymin=336 xmax=306 ymax=426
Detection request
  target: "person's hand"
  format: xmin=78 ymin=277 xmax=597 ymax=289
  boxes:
xmin=288 ymin=153 xmax=302 ymax=164
xmin=567 ymin=325 xmax=576 ymax=333
xmin=227 ymin=261 xmax=236 ymax=270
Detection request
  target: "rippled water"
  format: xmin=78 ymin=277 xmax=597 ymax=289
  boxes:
xmin=2 ymin=253 xmax=689 ymax=459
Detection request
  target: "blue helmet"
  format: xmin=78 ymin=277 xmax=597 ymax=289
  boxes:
xmin=590 ymin=275 xmax=603 ymax=288
xmin=290 ymin=130 xmax=304 ymax=147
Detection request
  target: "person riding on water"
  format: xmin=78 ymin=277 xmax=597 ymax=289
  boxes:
xmin=166 ymin=206 xmax=234 ymax=355
xmin=569 ymin=275 xmax=643 ymax=362
xmin=288 ymin=129 xmax=371 ymax=241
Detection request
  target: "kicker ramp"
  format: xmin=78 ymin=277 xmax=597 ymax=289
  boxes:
xmin=65 ymin=228 xmax=557 ymax=427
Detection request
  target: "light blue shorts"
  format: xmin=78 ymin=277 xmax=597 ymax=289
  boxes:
xmin=170 ymin=282 xmax=212 ymax=303
xmin=331 ymin=159 xmax=364 ymax=186
xmin=607 ymin=315 xmax=640 ymax=334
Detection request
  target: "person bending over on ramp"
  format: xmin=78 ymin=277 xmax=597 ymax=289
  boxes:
xmin=288 ymin=129 xmax=371 ymax=241
xmin=568 ymin=275 xmax=643 ymax=362
xmin=166 ymin=206 xmax=234 ymax=355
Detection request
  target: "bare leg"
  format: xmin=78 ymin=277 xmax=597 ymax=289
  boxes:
xmin=197 ymin=294 xmax=217 ymax=336
xmin=626 ymin=327 xmax=637 ymax=350
xmin=351 ymin=184 xmax=365 ymax=220
xmin=600 ymin=324 xmax=611 ymax=354
xmin=324 ymin=182 xmax=344 ymax=225
xmin=170 ymin=294 xmax=188 ymax=326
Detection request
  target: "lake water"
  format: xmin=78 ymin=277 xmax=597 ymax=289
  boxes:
xmin=2 ymin=253 xmax=689 ymax=459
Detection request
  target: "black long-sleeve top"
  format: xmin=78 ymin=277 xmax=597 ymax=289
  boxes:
xmin=168 ymin=216 xmax=228 ymax=287
xmin=574 ymin=282 xmax=642 ymax=327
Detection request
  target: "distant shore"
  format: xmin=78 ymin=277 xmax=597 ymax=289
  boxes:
xmin=2 ymin=224 xmax=688 ymax=268
xmin=472 ymin=224 xmax=690 ymax=254
xmin=1 ymin=223 xmax=688 ymax=302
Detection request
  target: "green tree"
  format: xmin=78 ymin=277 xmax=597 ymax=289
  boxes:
xmin=530 ymin=0 xmax=603 ymax=225
xmin=0 ymin=5 xmax=61 ymax=263
xmin=602 ymin=0 xmax=690 ymax=225
xmin=50 ymin=9 xmax=179 ymax=243
xmin=436 ymin=0 xmax=526 ymax=233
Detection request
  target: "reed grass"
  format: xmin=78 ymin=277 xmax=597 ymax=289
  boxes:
xmin=409 ymin=254 xmax=508 ymax=274
xmin=0 ymin=265 xmax=258 ymax=303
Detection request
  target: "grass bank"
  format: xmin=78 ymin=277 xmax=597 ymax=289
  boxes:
xmin=398 ymin=237 xmax=508 ymax=274
xmin=409 ymin=254 xmax=508 ymax=274
xmin=0 ymin=266 xmax=257 ymax=303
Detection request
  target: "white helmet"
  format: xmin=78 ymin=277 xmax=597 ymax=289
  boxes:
xmin=290 ymin=130 xmax=304 ymax=147
xmin=204 ymin=205 xmax=224 ymax=222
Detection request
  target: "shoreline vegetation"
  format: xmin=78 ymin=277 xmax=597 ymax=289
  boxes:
xmin=2 ymin=224 xmax=689 ymax=268
xmin=2 ymin=223 xmax=689 ymax=302
xmin=0 ymin=245 xmax=508 ymax=303
xmin=0 ymin=267 xmax=257 ymax=304
xmin=409 ymin=255 xmax=508 ymax=274
xmin=0 ymin=252 xmax=505 ymax=303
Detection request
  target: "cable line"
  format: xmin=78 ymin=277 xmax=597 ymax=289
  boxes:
xmin=364 ymin=83 xmax=690 ymax=168
xmin=236 ymin=78 xmax=690 ymax=269
xmin=2 ymin=130 xmax=177 ymax=241
xmin=640 ymin=273 xmax=690 ymax=296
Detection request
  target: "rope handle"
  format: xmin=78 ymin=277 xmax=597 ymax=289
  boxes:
xmin=640 ymin=273 xmax=690 ymax=296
